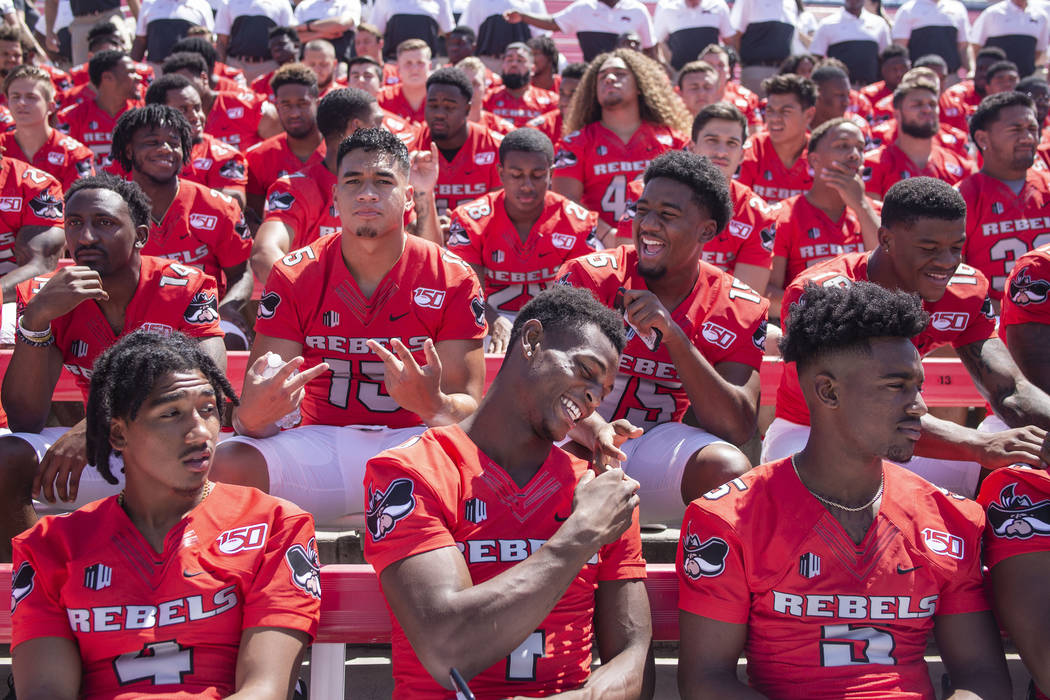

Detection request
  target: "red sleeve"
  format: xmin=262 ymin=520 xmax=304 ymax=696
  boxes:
xmin=445 ymin=204 xmax=485 ymax=268
xmin=18 ymin=167 xmax=64 ymax=227
xmin=245 ymin=146 xmax=266 ymax=197
xmin=241 ymin=508 xmax=321 ymax=638
xmin=617 ymin=180 xmax=645 ymax=241
xmin=435 ymin=251 xmax=487 ymax=342
xmin=552 ymin=130 xmax=586 ymax=183
xmin=772 ymin=205 xmax=795 ymax=260
xmin=933 ymin=503 xmax=990 ymax=616
xmin=362 ymin=452 xmax=458 ymax=575
xmin=173 ymin=266 xmax=224 ymax=338
xmin=1002 ymin=252 xmax=1050 ymax=328
xmin=947 ymin=266 xmax=996 ymax=349
xmin=11 ymin=529 xmax=75 ymax=648
xmin=209 ymin=194 xmax=252 ymax=269
xmin=597 ymin=507 xmax=646 ymax=581
xmin=253 ymin=259 xmax=304 ymax=342
xmin=263 ymin=176 xmax=310 ymax=232
xmin=731 ymin=195 xmax=779 ymax=269
xmin=676 ymin=502 xmax=750 ymax=624
xmin=213 ymin=148 xmax=248 ymax=189
xmin=863 ymin=150 xmax=888 ymax=197
xmin=977 ymin=466 xmax=1050 ymax=569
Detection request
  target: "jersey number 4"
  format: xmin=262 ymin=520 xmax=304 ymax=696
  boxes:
xmin=506 ymin=630 xmax=545 ymax=681
xmin=820 ymin=624 xmax=896 ymax=667
xmin=113 ymin=640 xmax=193 ymax=685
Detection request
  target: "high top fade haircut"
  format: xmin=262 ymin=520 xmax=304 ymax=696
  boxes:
xmin=89 ymin=49 xmax=128 ymax=88
xmin=317 ymin=87 xmax=376 ymax=139
xmin=642 ymin=149 xmax=732 ymax=234
xmin=144 ymin=73 xmax=193 ymax=105
xmin=780 ymin=281 xmax=928 ymax=372
xmin=65 ymin=173 xmax=152 ymax=229
xmin=85 ymin=330 xmax=237 ymax=481
xmin=509 ymin=284 xmax=626 ymax=354
xmin=110 ymin=105 xmax=193 ymax=173
xmin=336 ymin=127 xmax=410 ymax=175
xmin=498 ymin=127 xmax=554 ymax=165
xmin=270 ymin=62 xmax=319 ymax=96
xmin=162 ymin=51 xmax=208 ymax=78
xmin=881 ymin=176 xmax=966 ymax=231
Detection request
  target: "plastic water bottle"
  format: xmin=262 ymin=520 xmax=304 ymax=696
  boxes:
xmin=258 ymin=352 xmax=302 ymax=429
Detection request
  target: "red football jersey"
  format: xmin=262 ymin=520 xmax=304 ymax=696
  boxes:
xmin=617 ymin=178 xmax=778 ymax=273
xmin=447 ymin=190 xmax=598 ymax=315
xmin=526 ymin=109 xmax=563 ymax=145
xmin=849 ymin=89 xmax=874 ymax=122
xmin=0 ymin=158 xmax=64 ymax=277
xmin=414 ymin=122 xmax=503 ymax=216
xmin=142 ymin=180 xmax=250 ymax=296
xmin=56 ymin=97 xmax=139 ymax=167
xmin=204 ymin=91 xmax=264 ymax=151
xmin=0 ymin=129 xmax=94 ymax=190
xmin=1001 ymin=243 xmax=1050 ymax=339
xmin=860 ymin=79 xmax=892 ymax=108
xmin=939 ymin=80 xmax=979 ymax=133
xmin=378 ymin=84 xmax=424 ymax=125
xmin=772 ymin=194 xmax=878 ymax=284
xmin=978 ymin=465 xmax=1050 ymax=568
xmin=185 ymin=135 xmax=249 ymax=197
xmin=737 ymin=131 xmax=813 ymax=203
xmin=214 ymin=61 xmax=247 ymax=88
xmin=868 ymin=121 xmax=971 ymax=160
xmin=263 ymin=160 xmax=340 ymax=247
xmin=958 ymin=169 xmax=1050 ymax=298
xmin=244 ymin=133 xmax=326 ymax=197
xmin=381 ymin=109 xmax=421 ymax=146
xmin=678 ymin=459 xmax=988 ymax=700
xmin=553 ymin=121 xmax=689 ymax=226
xmin=774 ymin=252 xmax=995 ymax=425
xmin=869 ymin=93 xmax=894 ymax=125
xmin=863 ymin=142 xmax=974 ymax=198
xmin=478 ymin=110 xmax=515 ymax=135
xmin=383 ymin=63 xmax=400 ymax=85
xmin=15 ymin=255 xmax=224 ymax=401
xmin=558 ymin=246 xmax=768 ymax=432
xmin=69 ymin=61 xmax=154 ymax=88
xmin=255 ymin=233 xmax=486 ymax=428
xmin=724 ymin=83 xmax=761 ymax=126
xmin=482 ymin=84 xmax=558 ymax=128
xmin=39 ymin=63 xmax=72 ymax=97
xmin=249 ymin=69 xmax=276 ymax=100
xmin=363 ymin=424 xmax=645 ymax=700
xmin=11 ymin=483 xmax=320 ymax=699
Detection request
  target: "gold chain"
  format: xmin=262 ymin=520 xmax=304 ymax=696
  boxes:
xmin=118 ymin=480 xmax=214 ymax=507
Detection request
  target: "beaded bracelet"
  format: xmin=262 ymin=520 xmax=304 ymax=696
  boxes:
xmin=16 ymin=317 xmax=52 ymax=342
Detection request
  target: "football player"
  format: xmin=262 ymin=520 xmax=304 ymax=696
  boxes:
xmin=364 ymin=285 xmax=653 ymax=699
xmin=559 ymin=150 xmax=767 ymax=524
xmin=482 ymin=42 xmax=557 ymax=128
xmin=56 ymin=50 xmax=142 ymax=168
xmin=11 ymin=330 xmax=319 ymax=698
xmin=0 ymin=174 xmax=226 ymax=561
xmin=378 ymin=39 xmax=430 ymax=125
xmin=679 ymin=280 xmax=1010 ymax=699
xmin=210 ymin=128 xmax=485 ymax=527
xmin=764 ymin=177 xmax=1050 ymax=499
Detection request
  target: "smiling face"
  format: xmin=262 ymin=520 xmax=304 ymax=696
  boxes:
xmin=112 ymin=370 xmax=221 ymax=497
xmin=633 ymin=176 xmax=715 ymax=280
xmin=64 ymin=187 xmax=147 ymax=276
xmin=128 ymin=124 xmax=184 ymax=184
xmin=333 ymin=147 xmax=411 ymax=240
xmin=881 ymin=216 xmax=965 ymax=303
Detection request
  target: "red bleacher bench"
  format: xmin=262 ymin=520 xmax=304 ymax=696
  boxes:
xmin=0 ymin=562 xmax=679 ymax=697
xmin=0 ymin=350 xmax=985 ymax=408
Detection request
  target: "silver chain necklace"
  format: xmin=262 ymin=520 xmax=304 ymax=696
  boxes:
xmin=791 ymin=454 xmax=884 ymax=513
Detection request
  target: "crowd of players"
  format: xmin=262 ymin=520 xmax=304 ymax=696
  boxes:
xmin=3 ymin=0 xmax=1050 ymax=697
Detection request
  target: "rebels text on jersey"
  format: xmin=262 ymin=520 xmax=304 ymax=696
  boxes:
xmin=142 ymin=180 xmax=250 ymax=297
xmin=204 ymin=91 xmax=264 ymax=151
xmin=0 ymin=129 xmax=94 ymax=190
xmin=447 ymin=190 xmax=598 ymax=316
xmin=618 ymin=178 xmax=778 ymax=273
xmin=772 ymin=194 xmax=878 ymax=284
xmin=736 ymin=131 xmax=813 ymax=203
xmin=774 ymin=252 xmax=995 ymax=426
xmin=11 ymin=484 xmax=320 ymax=699
xmin=245 ymin=133 xmax=326 ymax=197
xmin=413 ymin=122 xmax=503 ymax=216
xmin=553 ymin=121 xmax=689 ymax=226
xmin=0 ymin=158 xmax=64 ymax=276
xmin=482 ymin=84 xmax=558 ymax=128
xmin=363 ymin=424 xmax=645 ymax=700
xmin=958 ymin=169 xmax=1050 ymax=298
xmin=863 ymin=142 xmax=974 ymax=199
xmin=558 ymin=246 xmax=768 ymax=432
xmin=15 ymin=255 xmax=224 ymax=402
xmin=678 ymin=459 xmax=988 ymax=699
xmin=263 ymin=161 xmax=341 ymax=246
xmin=255 ymin=234 xmax=486 ymax=428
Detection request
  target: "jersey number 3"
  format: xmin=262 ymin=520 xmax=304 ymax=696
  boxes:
xmin=113 ymin=640 xmax=193 ymax=685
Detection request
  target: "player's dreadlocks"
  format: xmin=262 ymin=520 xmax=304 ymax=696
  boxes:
xmin=881 ymin=176 xmax=966 ymax=230
xmin=509 ymin=284 xmax=626 ymax=353
xmin=85 ymin=330 xmax=237 ymax=482
xmin=564 ymin=49 xmax=692 ymax=136
xmin=66 ymin=173 xmax=152 ymax=229
xmin=110 ymin=104 xmax=194 ymax=173
xmin=780 ymin=282 xmax=928 ymax=372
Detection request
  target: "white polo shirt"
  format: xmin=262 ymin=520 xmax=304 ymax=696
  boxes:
xmin=891 ymin=0 xmax=970 ymax=71
xmin=294 ymin=0 xmax=362 ymax=24
xmin=553 ymin=0 xmax=655 ymax=61
xmin=730 ymin=0 xmax=797 ymax=66
xmin=809 ymin=8 xmax=891 ymax=84
xmin=970 ymin=0 xmax=1049 ymax=76
xmin=368 ymin=0 xmax=455 ymax=33
xmin=215 ymin=0 xmax=295 ymax=36
xmin=135 ymin=0 xmax=214 ymax=36
xmin=654 ymin=0 xmax=732 ymax=69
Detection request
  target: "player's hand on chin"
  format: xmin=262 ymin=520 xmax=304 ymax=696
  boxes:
xmin=33 ymin=420 xmax=89 ymax=504
xmin=591 ymin=419 xmax=643 ymax=474
xmin=235 ymin=354 xmax=329 ymax=436
xmin=976 ymin=425 xmax=1049 ymax=469
xmin=565 ymin=468 xmax=640 ymax=549
xmin=488 ymin=316 xmax=513 ymax=354
xmin=21 ymin=266 xmax=109 ymax=328
xmin=368 ymin=337 xmax=445 ymax=420
xmin=821 ymin=161 xmax=865 ymax=208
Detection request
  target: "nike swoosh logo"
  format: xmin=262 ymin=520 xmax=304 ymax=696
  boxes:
xmin=554 ymin=512 xmax=570 ymax=522
xmin=183 ymin=570 xmax=205 ymax=577
xmin=896 ymin=565 xmax=921 ymax=574
xmin=389 ymin=312 xmax=409 ymax=322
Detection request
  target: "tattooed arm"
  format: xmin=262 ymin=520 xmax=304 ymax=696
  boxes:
xmin=956 ymin=337 xmax=1050 ymax=430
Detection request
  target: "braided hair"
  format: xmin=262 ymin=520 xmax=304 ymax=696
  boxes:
xmin=85 ymin=330 xmax=237 ymax=482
